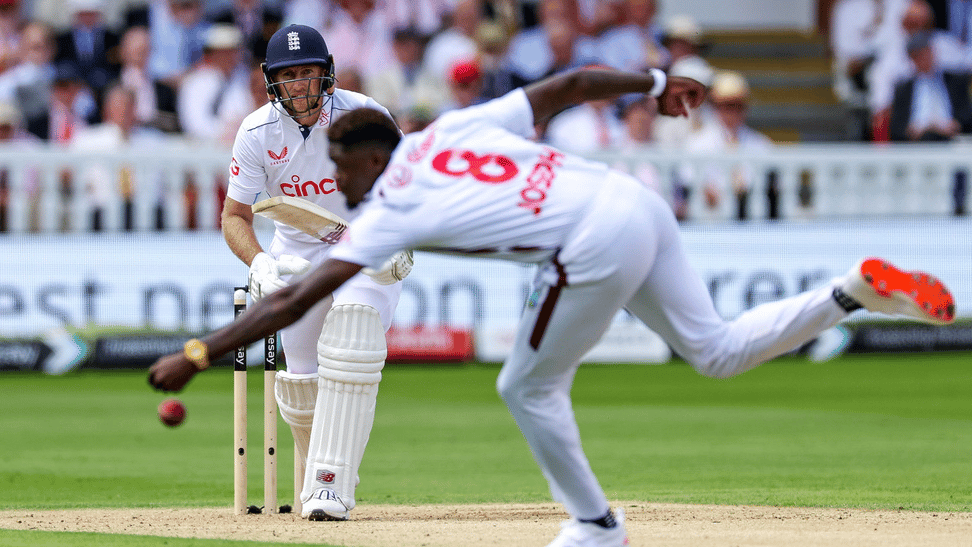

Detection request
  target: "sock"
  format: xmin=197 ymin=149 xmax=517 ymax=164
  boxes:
xmin=580 ymin=510 xmax=616 ymax=529
xmin=832 ymin=286 xmax=863 ymax=312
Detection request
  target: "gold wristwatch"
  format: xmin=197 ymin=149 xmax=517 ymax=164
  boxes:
xmin=184 ymin=338 xmax=210 ymax=370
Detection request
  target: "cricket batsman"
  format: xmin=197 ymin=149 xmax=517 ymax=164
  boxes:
xmin=218 ymin=24 xmax=411 ymax=521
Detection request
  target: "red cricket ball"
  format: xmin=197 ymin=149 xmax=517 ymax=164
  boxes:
xmin=158 ymin=398 xmax=186 ymax=427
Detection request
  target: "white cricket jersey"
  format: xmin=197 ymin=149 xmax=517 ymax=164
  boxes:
xmin=227 ymin=89 xmax=394 ymax=244
xmin=332 ymin=89 xmax=642 ymax=285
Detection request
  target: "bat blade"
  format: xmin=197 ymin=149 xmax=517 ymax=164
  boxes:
xmin=252 ymin=196 xmax=348 ymax=244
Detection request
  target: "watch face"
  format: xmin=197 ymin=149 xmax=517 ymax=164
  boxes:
xmin=186 ymin=340 xmax=208 ymax=368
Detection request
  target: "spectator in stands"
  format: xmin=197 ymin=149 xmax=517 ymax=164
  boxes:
xmin=868 ymin=0 xmax=966 ymax=140
xmin=177 ymin=24 xmax=247 ymax=230
xmin=25 ymin=61 xmax=97 ymax=144
xmin=398 ymin=104 xmax=435 ymax=133
xmin=686 ymin=70 xmax=773 ymax=221
xmin=829 ymin=0 xmax=883 ymax=140
xmin=0 ymin=101 xmax=41 ymax=232
xmin=422 ymin=0 xmax=482 ymax=90
xmin=542 ymin=17 xmax=598 ymax=79
xmin=0 ymin=0 xmax=22 ymax=74
xmin=474 ymin=20 xmax=525 ymax=100
xmin=177 ymin=24 xmax=246 ymax=143
xmin=930 ymin=0 xmax=972 ymax=212
xmin=599 ymin=1 xmax=628 ymax=31
xmin=210 ymin=0 xmax=283 ymax=63
xmin=24 ymin=60 xmax=96 ymax=231
xmin=126 ymin=0 xmax=210 ymax=85
xmin=597 ymin=0 xmax=666 ymax=71
xmin=321 ymin=0 xmax=396 ymax=79
xmin=336 ymin=66 xmax=365 ymax=94
xmin=618 ymin=93 xmax=658 ymax=147
xmin=660 ymin=15 xmax=706 ymax=69
xmin=363 ymin=26 xmax=437 ymax=118
xmin=215 ymin=61 xmax=270 ymax=145
xmin=890 ymin=30 xmax=972 ymax=215
xmin=381 ymin=0 xmax=451 ymax=38
xmin=544 ymin=94 xmax=625 ymax=152
xmin=282 ymin=0 xmax=334 ymax=31
xmin=0 ymin=21 xmax=57 ymax=123
xmin=581 ymin=2 xmax=624 ymax=52
xmin=0 ymin=101 xmax=34 ymax=143
xmin=928 ymin=0 xmax=972 ymax=45
xmin=571 ymin=0 xmax=602 ymax=34
xmin=118 ymin=26 xmax=179 ymax=133
xmin=614 ymin=92 xmax=664 ymax=193
xmin=55 ymin=0 xmax=120 ymax=102
xmin=654 ymin=55 xmax=715 ymax=219
xmin=890 ymin=31 xmax=972 ymax=141
xmin=284 ymin=0 xmax=447 ymax=41
xmin=71 ymin=84 xmax=167 ymax=231
xmin=505 ymin=0 xmax=598 ymax=83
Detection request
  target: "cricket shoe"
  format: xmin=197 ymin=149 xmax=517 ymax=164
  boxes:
xmin=839 ymin=258 xmax=955 ymax=325
xmin=546 ymin=508 xmax=629 ymax=547
xmin=302 ymin=488 xmax=352 ymax=521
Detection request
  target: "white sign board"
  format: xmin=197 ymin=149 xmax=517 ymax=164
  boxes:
xmin=2 ymin=218 xmax=968 ymax=362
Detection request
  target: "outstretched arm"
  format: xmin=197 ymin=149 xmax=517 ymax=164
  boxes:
xmin=524 ymin=67 xmax=706 ymax=123
xmin=148 ymin=258 xmax=363 ymax=391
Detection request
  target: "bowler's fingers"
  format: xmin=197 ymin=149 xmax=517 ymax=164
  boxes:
xmin=686 ymin=84 xmax=706 ymax=109
xmin=148 ymin=354 xmax=195 ymax=392
xmin=659 ymin=92 xmax=688 ymax=117
xmin=658 ymin=76 xmax=707 ymax=116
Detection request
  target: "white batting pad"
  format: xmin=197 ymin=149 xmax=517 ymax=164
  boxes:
xmin=274 ymin=371 xmax=317 ymax=464
xmin=304 ymin=304 xmax=386 ymax=512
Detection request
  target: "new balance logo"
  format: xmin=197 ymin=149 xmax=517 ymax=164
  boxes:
xmin=268 ymin=147 xmax=288 ymax=161
xmin=287 ymin=31 xmax=300 ymax=50
xmin=316 ymin=470 xmax=336 ymax=484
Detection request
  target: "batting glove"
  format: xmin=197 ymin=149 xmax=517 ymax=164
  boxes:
xmin=248 ymin=252 xmax=311 ymax=301
xmin=363 ymin=250 xmax=414 ymax=285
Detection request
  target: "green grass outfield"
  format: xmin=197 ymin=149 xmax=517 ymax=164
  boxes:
xmin=2 ymin=352 xmax=971 ymax=545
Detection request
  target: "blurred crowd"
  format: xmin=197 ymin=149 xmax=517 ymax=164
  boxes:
xmin=0 ymin=0 xmax=733 ymax=148
xmin=0 ymin=0 xmax=774 ymax=227
xmin=831 ymin=0 xmax=972 ymax=144
xmin=831 ymin=0 xmax=972 ymax=215
xmin=0 ymin=0 xmax=966 ymax=230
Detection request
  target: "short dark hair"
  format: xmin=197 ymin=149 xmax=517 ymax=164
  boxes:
xmin=328 ymin=108 xmax=401 ymax=153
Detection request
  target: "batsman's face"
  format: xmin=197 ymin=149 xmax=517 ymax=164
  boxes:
xmin=329 ymin=144 xmax=384 ymax=209
xmin=273 ymin=64 xmax=327 ymax=117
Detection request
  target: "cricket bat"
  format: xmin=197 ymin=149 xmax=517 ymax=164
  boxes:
xmin=252 ymin=196 xmax=348 ymax=244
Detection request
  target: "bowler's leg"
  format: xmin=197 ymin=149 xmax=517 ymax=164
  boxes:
xmin=497 ymin=280 xmax=630 ymax=519
xmin=496 ymin=215 xmax=653 ymax=521
xmin=626 ymin=191 xmax=847 ymax=378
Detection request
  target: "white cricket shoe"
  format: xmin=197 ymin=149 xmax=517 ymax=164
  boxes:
xmin=546 ymin=508 xmax=629 ymax=547
xmin=839 ymin=258 xmax=955 ymax=325
xmin=302 ymin=488 xmax=351 ymax=521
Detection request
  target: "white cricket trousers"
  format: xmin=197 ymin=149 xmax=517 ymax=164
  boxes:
xmin=269 ymin=236 xmax=402 ymax=374
xmin=496 ymin=179 xmax=847 ymax=521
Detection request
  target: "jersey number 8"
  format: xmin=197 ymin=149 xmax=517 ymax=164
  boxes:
xmin=431 ymin=149 xmax=519 ymax=184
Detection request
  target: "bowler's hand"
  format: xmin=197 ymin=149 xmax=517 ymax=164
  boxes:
xmin=148 ymin=352 xmax=198 ymax=392
xmin=657 ymin=76 xmax=707 ymax=117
